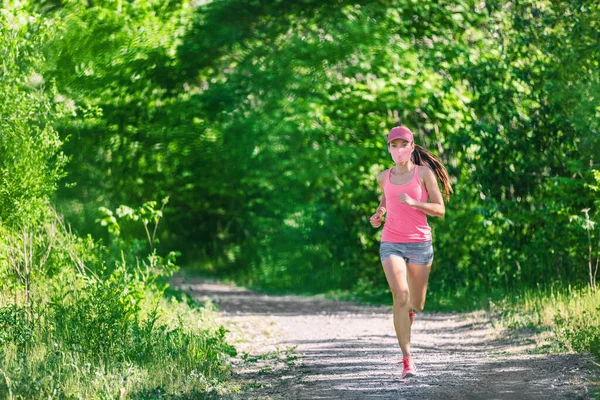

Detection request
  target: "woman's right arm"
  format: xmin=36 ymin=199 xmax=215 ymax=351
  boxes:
xmin=370 ymin=170 xmax=387 ymax=228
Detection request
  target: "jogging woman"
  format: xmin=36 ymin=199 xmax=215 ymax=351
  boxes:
xmin=369 ymin=126 xmax=452 ymax=378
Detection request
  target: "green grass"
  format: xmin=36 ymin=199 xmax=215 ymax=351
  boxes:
xmin=0 ymin=287 xmax=239 ymax=399
xmin=491 ymin=285 xmax=600 ymax=358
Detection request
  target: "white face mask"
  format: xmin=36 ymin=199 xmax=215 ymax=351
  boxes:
xmin=389 ymin=146 xmax=413 ymax=163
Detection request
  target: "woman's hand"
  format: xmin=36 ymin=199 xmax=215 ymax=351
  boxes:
xmin=370 ymin=207 xmax=386 ymax=228
xmin=398 ymin=193 xmax=416 ymax=206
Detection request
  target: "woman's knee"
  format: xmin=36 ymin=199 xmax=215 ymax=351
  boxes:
xmin=391 ymin=288 xmax=410 ymax=307
xmin=412 ymin=301 xmax=425 ymax=312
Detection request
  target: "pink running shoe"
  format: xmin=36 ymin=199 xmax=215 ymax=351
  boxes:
xmin=401 ymin=357 xmax=416 ymax=378
xmin=409 ymin=309 xmax=416 ymax=326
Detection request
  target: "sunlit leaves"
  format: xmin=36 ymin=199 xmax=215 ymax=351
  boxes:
xmin=16 ymin=0 xmax=599 ymax=295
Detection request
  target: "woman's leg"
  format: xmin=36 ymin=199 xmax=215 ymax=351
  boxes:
xmin=406 ymin=263 xmax=432 ymax=312
xmin=381 ymin=256 xmax=411 ymax=358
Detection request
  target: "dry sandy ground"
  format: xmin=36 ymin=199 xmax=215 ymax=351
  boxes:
xmin=172 ymin=277 xmax=599 ymax=400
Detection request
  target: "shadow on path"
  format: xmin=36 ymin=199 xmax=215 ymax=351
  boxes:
xmin=172 ymin=277 xmax=389 ymax=316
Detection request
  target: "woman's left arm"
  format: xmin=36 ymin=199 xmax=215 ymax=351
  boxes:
xmin=397 ymin=167 xmax=445 ymax=217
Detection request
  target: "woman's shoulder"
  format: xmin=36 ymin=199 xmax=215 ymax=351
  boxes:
xmin=376 ymin=168 xmax=391 ymax=187
xmin=377 ymin=168 xmax=391 ymax=179
xmin=417 ymin=164 xmax=434 ymax=177
xmin=416 ymin=164 xmax=436 ymax=188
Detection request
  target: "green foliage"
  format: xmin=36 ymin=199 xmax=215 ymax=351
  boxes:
xmin=554 ymin=314 xmax=600 ymax=359
xmin=172 ymin=0 xmax=487 ymax=290
xmin=47 ymin=263 xmax=236 ymax=367
xmin=97 ymin=199 xmax=180 ymax=290
xmin=433 ymin=0 xmax=600 ymax=294
xmin=0 ymin=305 xmax=34 ymax=350
xmin=0 ymin=3 xmax=238 ymax=398
xmin=22 ymin=0 xmax=597 ymax=300
xmin=98 ymin=197 xmax=170 ymax=248
xmin=49 ymin=266 xmax=145 ymax=361
xmin=175 ymin=0 xmax=600 ymax=297
xmin=0 ymin=296 xmax=237 ymax=398
xmin=0 ymin=9 xmax=67 ymax=224
xmin=0 ymin=203 xmax=236 ymax=398
xmin=0 ymin=205 xmax=236 ymax=398
xmin=41 ymin=0 xmax=193 ymax=243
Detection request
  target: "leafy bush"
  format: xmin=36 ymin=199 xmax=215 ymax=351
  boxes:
xmin=0 ymin=296 xmax=237 ymax=398
xmin=0 ymin=305 xmax=34 ymax=350
xmin=554 ymin=309 xmax=600 ymax=360
xmin=0 ymin=9 xmax=67 ymax=224
xmin=49 ymin=267 xmax=145 ymax=361
xmin=1 ymin=224 xmax=237 ymax=398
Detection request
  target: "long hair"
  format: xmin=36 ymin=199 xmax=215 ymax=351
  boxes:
xmin=412 ymin=144 xmax=453 ymax=201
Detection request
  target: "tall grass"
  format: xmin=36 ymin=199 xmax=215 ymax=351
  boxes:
xmin=0 ymin=279 xmax=237 ymax=399
xmin=494 ymin=285 xmax=600 ymax=359
xmin=0 ymin=202 xmax=239 ymax=399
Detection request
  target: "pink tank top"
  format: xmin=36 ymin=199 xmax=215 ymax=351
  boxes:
xmin=381 ymin=166 xmax=432 ymax=243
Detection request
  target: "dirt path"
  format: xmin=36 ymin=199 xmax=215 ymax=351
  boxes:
xmin=172 ymin=277 xmax=598 ymax=400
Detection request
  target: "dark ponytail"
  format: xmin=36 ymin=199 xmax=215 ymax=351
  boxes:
xmin=412 ymin=145 xmax=453 ymax=201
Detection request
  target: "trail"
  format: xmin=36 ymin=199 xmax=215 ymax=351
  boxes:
xmin=172 ymin=277 xmax=597 ymax=400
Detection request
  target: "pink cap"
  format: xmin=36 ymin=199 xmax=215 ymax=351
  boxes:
xmin=387 ymin=126 xmax=414 ymax=143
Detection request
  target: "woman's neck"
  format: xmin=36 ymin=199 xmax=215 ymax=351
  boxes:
xmin=394 ymin=162 xmax=414 ymax=174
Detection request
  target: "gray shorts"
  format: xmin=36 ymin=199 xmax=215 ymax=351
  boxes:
xmin=379 ymin=241 xmax=434 ymax=265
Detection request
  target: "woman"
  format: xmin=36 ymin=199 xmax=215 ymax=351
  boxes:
xmin=369 ymin=126 xmax=452 ymax=378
